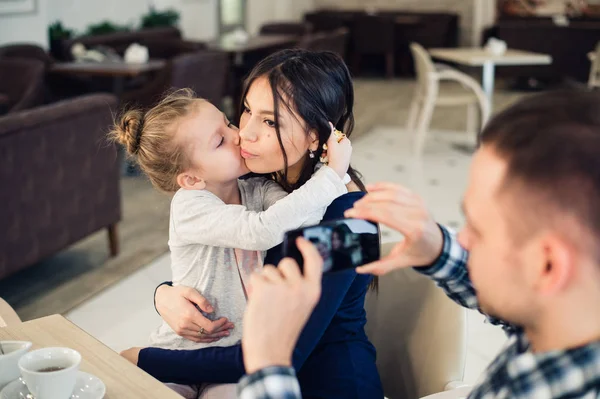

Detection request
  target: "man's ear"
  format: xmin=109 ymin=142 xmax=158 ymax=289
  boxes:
xmin=535 ymin=233 xmax=575 ymax=296
xmin=177 ymin=171 xmax=206 ymax=190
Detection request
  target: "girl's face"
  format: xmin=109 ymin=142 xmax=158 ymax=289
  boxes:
xmin=177 ymin=100 xmax=249 ymax=188
xmin=238 ymin=76 xmax=318 ymax=181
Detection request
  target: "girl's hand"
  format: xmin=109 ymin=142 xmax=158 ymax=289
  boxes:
xmin=325 ymin=122 xmax=352 ymax=179
xmin=155 ymin=284 xmax=234 ymax=343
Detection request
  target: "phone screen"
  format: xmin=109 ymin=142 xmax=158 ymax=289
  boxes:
xmin=283 ymin=218 xmax=380 ymax=273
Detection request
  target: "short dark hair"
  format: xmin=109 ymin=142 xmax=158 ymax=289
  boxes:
xmin=480 ymin=89 xmax=600 ymax=242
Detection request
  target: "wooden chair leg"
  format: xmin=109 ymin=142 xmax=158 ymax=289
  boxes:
xmin=108 ymin=224 xmax=119 ymax=257
xmin=386 ymin=52 xmax=395 ymax=79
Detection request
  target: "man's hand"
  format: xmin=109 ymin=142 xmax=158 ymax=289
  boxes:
xmin=345 ymin=182 xmax=444 ymax=275
xmin=242 ymin=238 xmax=323 ymax=374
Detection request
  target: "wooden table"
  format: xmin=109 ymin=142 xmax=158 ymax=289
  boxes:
xmin=207 ymin=34 xmax=298 ymax=65
xmin=429 ymin=48 xmax=552 ymax=110
xmin=50 ymin=60 xmax=167 ymax=96
xmin=0 ymin=315 xmax=182 ymax=398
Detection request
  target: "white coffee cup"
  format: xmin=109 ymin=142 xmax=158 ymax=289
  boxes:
xmin=19 ymin=347 xmax=81 ymax=399
xmin=0 ymin=341 xmax=32 ymax=389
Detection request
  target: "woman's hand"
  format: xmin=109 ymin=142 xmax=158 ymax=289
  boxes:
xmin=325 ymin=122 xmax=353 ymax=179
xmin=345 ymin=182 xmax=444 ymax=275
xmin=155 ymin=284 xmax=235 ymax=343
xmin=120 ymin=347 xmax=142 ymax=365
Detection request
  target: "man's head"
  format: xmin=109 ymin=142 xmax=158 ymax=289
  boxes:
xmin=458 ymin=90 xmax=600 ymax=330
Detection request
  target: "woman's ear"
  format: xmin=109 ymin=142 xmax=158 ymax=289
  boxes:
xmin=308 ymin=129 xmax=320 ymax=152
xmin=177 ymin=171 xmax=206 ymax=190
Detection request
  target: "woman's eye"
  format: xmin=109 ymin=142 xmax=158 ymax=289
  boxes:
xmin=217 ymin=136 xmax=225 ymax=147
xmin=243 ymin=106 xmax=250 ymax=114
xmin=265 ymin=119 xmax=276 ymax=128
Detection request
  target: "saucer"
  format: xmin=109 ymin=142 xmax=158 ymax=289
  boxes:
xmin=0 ymin=371 xmax=105 ymax=399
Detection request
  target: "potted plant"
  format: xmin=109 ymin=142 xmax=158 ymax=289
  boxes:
xmin=48 ymin=21 xmax=74 ymax=60
xmin=140 ymin=7 xmax=180 ymax=28
xmin=85 ymin=21 xmax=132 ymax=36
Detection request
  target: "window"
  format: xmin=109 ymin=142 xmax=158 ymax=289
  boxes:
xmin=219 ymin=0 xmax=246 ymax=34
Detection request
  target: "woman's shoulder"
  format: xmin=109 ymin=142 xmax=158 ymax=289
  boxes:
xmin=323 ymin=192 xmax=366 ymax=221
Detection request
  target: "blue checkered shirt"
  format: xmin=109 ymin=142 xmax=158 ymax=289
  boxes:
xmin=236 ymin=225 xmax=600 ymax=399
xmin=237 ymin=366 xmax=301 ymax=399
xmin=418 ymin=225 xmax=600 ymax=399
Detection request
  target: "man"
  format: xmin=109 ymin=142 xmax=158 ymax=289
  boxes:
xmin=242 ymin=90 xmax=600 ymax=398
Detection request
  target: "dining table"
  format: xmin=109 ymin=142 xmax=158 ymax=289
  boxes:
xmin=207 ymin=34 xmax=299 ymax=66
xmin=0 ymin=315 xmax=182 ymax=398
xmin=429 ymin=48 xmax=552 ymax=111
xmin=49 ymin=59 xmax=167 ymax=97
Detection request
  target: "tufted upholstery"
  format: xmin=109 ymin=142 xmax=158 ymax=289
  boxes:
xmin=0 ymin=93 xmax=121 ymax=280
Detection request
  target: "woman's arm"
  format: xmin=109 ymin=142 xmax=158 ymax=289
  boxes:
xmin=137 ymin=193 xmax=368 ymax=384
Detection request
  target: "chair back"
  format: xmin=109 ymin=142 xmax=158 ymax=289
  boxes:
xmin=365 ymin=242 xmax=468 ymax=399
xmin=298 ymin=28 xmax=349 ymax=59
xmin=171 ymin=50 xmax=230 ymax=109
xmin=589 ymin=42 xmax=600 ymax=88
xmin=260 ymin=22 xmax=312 ymax=36
xmin=0 ymin=44 xmax=53 ymax=67
xmin=353 ymin=14 xmax=395 ymax=53
xmin=0 ymin=58 xmax=45 ymax=113
xmin=410 ymin=43 xmax=438 ymax=94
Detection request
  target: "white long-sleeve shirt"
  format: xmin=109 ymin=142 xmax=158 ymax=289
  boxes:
xmin=149 ymin=166 xmax=347 ymax=350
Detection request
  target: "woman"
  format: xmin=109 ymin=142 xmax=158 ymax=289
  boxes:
xmin=141 ymin=49 xmax=383 ymax=398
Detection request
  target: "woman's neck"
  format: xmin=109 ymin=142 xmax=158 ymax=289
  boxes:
xmin=279 ymin=155 xmax=309 ymax=187
xmin=205 ymin=180 xmax=241 ymax=205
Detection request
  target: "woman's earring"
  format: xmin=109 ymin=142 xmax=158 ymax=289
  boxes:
xmin=308 ymin=149 xmax=315 ymax=159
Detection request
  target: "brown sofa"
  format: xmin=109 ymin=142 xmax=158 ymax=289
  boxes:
xmin=0 ymin=58 xmax=45 ymax=114
xmin=58 ymin=27 xmax=203 ymax=61
xmin=0 ymin=94 xmax=121 ymax=280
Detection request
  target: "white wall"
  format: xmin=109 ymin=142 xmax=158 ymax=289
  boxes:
xmin=0 ymin=0 xmax=49 ymax=47
xmin=246 ymin=0 xmax=314 ymax=35
xmin=0 ymin=0 xmax=220 ymax=48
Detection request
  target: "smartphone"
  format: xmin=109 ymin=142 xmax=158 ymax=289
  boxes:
xmin=283 ymin=218 xmax=380 ymax=273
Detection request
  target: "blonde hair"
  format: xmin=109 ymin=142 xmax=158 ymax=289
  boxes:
xmin=109 ymin=89 xmax=203 ymax=192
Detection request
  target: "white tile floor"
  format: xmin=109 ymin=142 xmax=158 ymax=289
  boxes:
xmin=65 ymin=125 xmax=507 ymax=387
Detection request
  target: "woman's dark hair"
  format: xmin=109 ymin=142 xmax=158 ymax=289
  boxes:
xmin=240 ymin=48 xmax=366 ymax=193
xmin=241 ymin=49 xmax=377 ymax=290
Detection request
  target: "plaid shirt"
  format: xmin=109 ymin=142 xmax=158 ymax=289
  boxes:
xmin=418 ymin=225 xmax=600 ymax=399
xmin=236 ymin=225 xmax=600 ymax=399
xmin=237 ymin=366 xmax=301 ymax=399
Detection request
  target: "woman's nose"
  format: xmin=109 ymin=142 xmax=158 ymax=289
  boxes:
xmin=239 ymin=124 xmax=258 ymax=143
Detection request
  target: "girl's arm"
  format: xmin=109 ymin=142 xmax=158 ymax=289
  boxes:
xmin=172 ymin=166 xmax=346 ymax=251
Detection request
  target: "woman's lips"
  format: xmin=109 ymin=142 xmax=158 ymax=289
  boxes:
xmin=241 ymin=149 xmax=257 ymax=159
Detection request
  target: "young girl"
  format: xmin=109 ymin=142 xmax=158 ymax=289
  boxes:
xmin=137 ymin=49 xmax=384 ymax=399
xmin=111 ymin=89 xmax=352 ymax=398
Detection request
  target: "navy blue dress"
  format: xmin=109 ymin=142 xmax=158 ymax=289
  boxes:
xmin=138 ymin=192 xmax=383 ymax=399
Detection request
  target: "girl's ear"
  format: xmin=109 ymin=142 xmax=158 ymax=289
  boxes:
xmin=177 ymin=172 xmax=206 ymax=190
